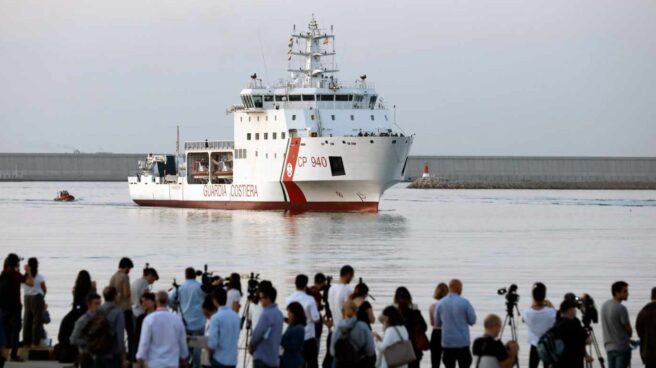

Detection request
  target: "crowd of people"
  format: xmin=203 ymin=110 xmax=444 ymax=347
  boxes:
xmin=1 ymin=253 xmax=656 ymax=368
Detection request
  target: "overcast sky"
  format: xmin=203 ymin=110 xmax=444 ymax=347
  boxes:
xmin=1 ymin=0 xmax=655 ymax=156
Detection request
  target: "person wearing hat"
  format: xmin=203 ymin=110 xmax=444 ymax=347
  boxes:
xmin=0 ymin=254 xmax=30 ymax=362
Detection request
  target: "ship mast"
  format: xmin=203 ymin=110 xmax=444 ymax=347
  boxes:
xmin=288 ymin=15 xmax=337 ymax=88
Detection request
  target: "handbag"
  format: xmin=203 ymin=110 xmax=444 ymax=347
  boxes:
xmin=383 ymin=327 xmax=417 ymax=367
xmin=413 ymin=311 xmax=430 ymax=351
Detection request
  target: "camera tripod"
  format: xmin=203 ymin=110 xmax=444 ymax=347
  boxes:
xmin=240 ymin=296 xmax=254 ymax=368
xmin=584 ymin=325 xmax=606 ymax=368
xmin=500 ymin=301 xmax=521 ymax=368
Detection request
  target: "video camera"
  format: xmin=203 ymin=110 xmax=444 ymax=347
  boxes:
xmin=244 ymin=272 xmax=260 ymax=302
xmin=498 ymin=284 xmax=520 ymax=308
xmin=576 ymin=293 xmax=599 ymax=327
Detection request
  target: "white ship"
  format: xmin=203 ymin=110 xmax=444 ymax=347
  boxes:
xmin=128 ymin=17 xmax=413 ymax=212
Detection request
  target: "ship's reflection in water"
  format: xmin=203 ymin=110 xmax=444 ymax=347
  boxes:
xmin=1 ymin=181 xmax=655 ymax=365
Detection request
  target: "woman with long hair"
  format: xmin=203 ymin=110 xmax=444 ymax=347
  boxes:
xmin=350 ymin=282 xmax=375 ymax=329
xmin=72 ymin=270 xmax=96 ymax=311
xmin=226 ymin=273 xmax=242 ymax=312
xmin=22 ymin=257 xmax=47 ymax=347
xmin=394 ymin=287 xmax=428 ymax=368
xmin=281 ymin=302 xmax=306 ymax=368
xmin=374 ymin=306 xmax=411 ymax=368
xmin=429 ymin=283 xmax=449 ymax=367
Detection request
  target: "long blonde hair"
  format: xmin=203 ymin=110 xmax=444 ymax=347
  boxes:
xmin=433 ymin=283 xmax=448 ymax=300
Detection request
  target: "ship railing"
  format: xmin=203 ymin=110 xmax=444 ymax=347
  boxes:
xmin=184 ymin=141 xmax=234 ymax=151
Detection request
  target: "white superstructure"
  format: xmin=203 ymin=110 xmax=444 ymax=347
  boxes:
xmin=128 ymin=16 xmax=413 ymax=212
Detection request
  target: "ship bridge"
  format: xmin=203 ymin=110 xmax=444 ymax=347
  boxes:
xmin=229 ymin=15 xmax=398 ymax=140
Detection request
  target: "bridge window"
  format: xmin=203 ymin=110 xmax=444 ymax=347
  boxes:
xmin=320 ymin=95 xmax=334 ymax=101
xmin=335 ymin=95 xmax=349 ymax=102
xmin=275 ymin=95 xmax=287 ymax=102
xmin=369 ymin=95 xmax=378 ymax=109
xmin=288 ymin=95 xmax=301 ymax=102
xmin=253 ymin=95 xmax=263 ymax=108
xmin=264 ymin=95 xmax=273 ymax=102
xmin=302 ymin=95 xmax=315 ymax=101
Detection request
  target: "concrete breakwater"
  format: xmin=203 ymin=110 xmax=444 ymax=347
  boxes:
xmin=1 ymin=153 xmax=656 ymax=189
xmin=406 ymin=156 xmax=656 ymax=189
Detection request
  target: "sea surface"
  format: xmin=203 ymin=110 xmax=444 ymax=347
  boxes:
xmin=1 ymin=182 xmax=655 ymax=366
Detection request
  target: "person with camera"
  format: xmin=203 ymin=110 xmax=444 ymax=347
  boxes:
xmin=135 ymin=291 xmax=189 ymax=368
xmin=636 ymin=286 xmax=656 ymax=368
xmin=552 ymin=299 xmax=592 ymax=368
xmin=436 ymin=279 xmax=477 ymax=368
xmin=472 ymin=314 xmax=519 ymax=368
xmin=249 ymin=284 xmax=284 ymax=368
xmin=601 ymin=281 xmax=633 ymax=368
xmin=522 ymin=282 xmax=556 ymax=368
xmin=207 ymin=288 xmax=240 ymax=368
xmin=286 ymin=274 xmax=320 ymax=368
xmin=170 ymin=267 xmax=208 ymax=368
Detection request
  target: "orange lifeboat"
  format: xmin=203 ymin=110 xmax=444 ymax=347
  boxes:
xmin=54 ymin=190 xmax=75 ymax=202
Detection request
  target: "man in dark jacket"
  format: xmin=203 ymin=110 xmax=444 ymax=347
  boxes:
xmin=553 ymin=300 xmax=592 ymax=368
xmin=636 ymin=287 xmax=656 ymax=368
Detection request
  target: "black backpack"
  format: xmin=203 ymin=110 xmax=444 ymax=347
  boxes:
xmin=537 ymin=327 xmax=565 ymax=365
xmin=82 ymin=308 xmax=116 ymax=356
xmin=334 ymin=327 xmax=363 ymax=368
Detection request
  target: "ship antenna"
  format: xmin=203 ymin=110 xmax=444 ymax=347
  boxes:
xmin=176 ymin=125 xmax=180 ymax=157
xmin=256 ymin=29 xmax=270 ymax=86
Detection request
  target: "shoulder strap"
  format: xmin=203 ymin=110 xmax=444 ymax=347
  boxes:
xmin=392 ymin=326 xmax=404 ymax=341
xmin=475 ymin=340 xmax=488 ymax=368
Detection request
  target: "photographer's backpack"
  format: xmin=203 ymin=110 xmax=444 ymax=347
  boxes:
xmin=536 ymin=327 xmax=564 ymax=365
xmin=83 ymin=307 xmax=116 ymax=356
xmin=334 ymin=327 xmax=362 ymax=368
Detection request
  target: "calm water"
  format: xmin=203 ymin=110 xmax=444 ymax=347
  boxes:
xmin=1 ymin=182 xmax=655 ymax=366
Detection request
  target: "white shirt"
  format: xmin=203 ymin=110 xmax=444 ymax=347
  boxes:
xmin=227 ymin=289 xmax=242 ymax=311
xmin=375 ymin=325 xmax=410 ymax=368
xmin=523 ymin=306 xmax=557 ymax=346
xmin=286 ymin=291 xmax=320 ymax=340
xmin=136 ymin=308 xmax=189 ymax=368
xmin=328 ymin=282 xmax=352 ymax=327
xmin=23 ymin=274 xmax=45 ymax=296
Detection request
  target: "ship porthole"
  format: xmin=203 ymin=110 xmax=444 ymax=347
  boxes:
xmin=370 ymin=140 xmax=374 ymax=144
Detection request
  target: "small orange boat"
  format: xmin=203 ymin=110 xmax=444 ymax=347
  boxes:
xmin=54 ymin=190 xmax=75 ymax=202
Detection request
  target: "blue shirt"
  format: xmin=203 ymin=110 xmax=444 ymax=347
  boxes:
xmin=250 ymin=303 xmax=284 ymax=367
xmin=436 ymin=293 xmax=477 ymax=348
xmin=169 ymin=279 xmax=206 ymax=331
xmin=207 ymin=306 xmax=241 ymax=366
